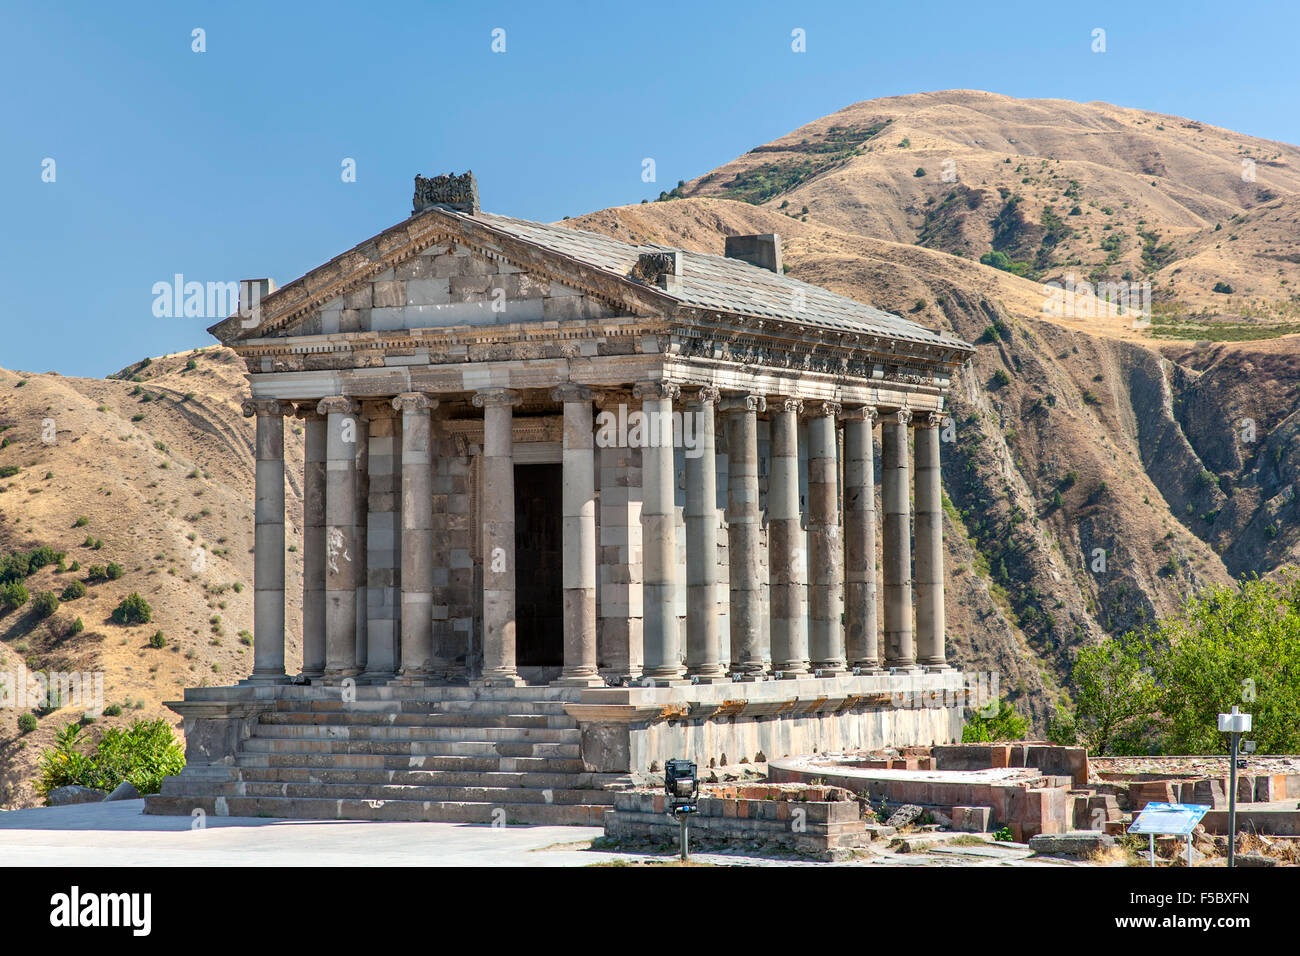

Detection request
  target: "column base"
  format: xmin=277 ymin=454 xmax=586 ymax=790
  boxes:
xmin=851 ymin=663 xmax=885 ymax=675
xmin=812 ymin=663 xmax=848 ymax=677
xmin=391 ymin=671 xmax=433 ymax=686
xmin=728 ymin=672 xmax=771 ymax=683
xmin=887 ymin=664 xmax=923 ymax=675
xmin=636 ymin=676 xmax=690 ymax=687
xmin=476 ymin=674 xmax=527 ymax=688
xmin=242 ymin=672 xmax=290 ymax=686
xmin=551 ymin=673 xmax=606 ymax=687
xmin=921 ymin=661 xmax=952 ymax=673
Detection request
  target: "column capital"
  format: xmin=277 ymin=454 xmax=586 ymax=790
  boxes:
xmin=838 ymin=404 xmax=878 ymax=425
xmin=317 ymin=396 xmax=359 ymax=417
xmin=593 ymin=387 xmax=634 ymax=409
xmin=773 ymin=397 xmax=804 ymax=415
xmin=392 ymin=392 xmax=437 ymax=414
xmin=719 ymin=392 xmax=766 ymax=413
xmin=472 ymin=388 xmax=521 ymax=408
xmin=685 ymin=385 xmax=721 ymax=405
xmin=804 ymin=400 xmax=842 ymax=419
xmin=632 ymin=381 xmax=680 ymax=402
xmin=893 ymin=407 xmax=913 ymax=427
xmin=294 ymin=402 xmax=326 ymax=421
xmin=551 ymin=383 xmax=593 ymax=403
xmin=242 ymin=398 xmax=290 ymax=418
xmin=913 ymin=410 xmax=944 ymax=429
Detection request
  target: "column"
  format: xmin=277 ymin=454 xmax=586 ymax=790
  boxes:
xmin=554 ymin=385 xmax=603 ymax=686
xmin=882 ymin=408 xmax=917 ymax=670
xmin=473 ymin=388 xmax=524 ymax=686
xmin=723 ymin=392 xmax=767 ymax=678
xmin=808 ymin=402 xmax=846 ymax=674
xmin=685 ymin=387 xmax=724 ymax=680
xmin=597 ymin=392 xmax=643 ymax=682
xmin=353 ymin=410 xmax=370 ymax=675
xmin=915 ymin=411 xmax=949 ymax=670
xmin=633 ymin=381 xmax=683 ymax=684
xmin=296 ymin=403 xmax=327 ymax=680
xmin=843 ymin=405 xmax=882 ymax=672
xmin=394 ymin=393 xmax=436 ymax=680
xmin=768 ymin=398 xmax=810 ymax=676
xmin=243 ymin=399 xmax=289 ymax=683
xmin=318 ymin=396 xmax=360 ymax=678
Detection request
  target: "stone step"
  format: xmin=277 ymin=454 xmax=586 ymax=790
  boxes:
xmin=258 ymin=711 xmax=570 ymax=729
xmin=215 ymin=781 xmax=619 ymax=805
xmin=236 ymin=751 xmax=588 ymax=773
xmin=249 ymin=723 xmax=579 ymax=744
xmin=143 ymin=794 xmax=610 ymax=826
xmin=231 ymin=766 xmax=625 ymax=790
xmin=239 ymin=738 xmax=581 ymax=758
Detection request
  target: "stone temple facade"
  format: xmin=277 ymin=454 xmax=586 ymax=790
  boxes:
xmin=146 ymin=173 xmax=978 ymax=824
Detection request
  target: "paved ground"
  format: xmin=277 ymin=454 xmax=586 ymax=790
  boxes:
xmin=0 ymin=801 xmax=1094 ymax=866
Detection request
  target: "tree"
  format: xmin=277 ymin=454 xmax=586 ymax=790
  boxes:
xmin=111 ymin=592 xmax=152 ymax=626
xmin=1062 ymin=636 xmax=1156 ymax=755
xmin=962 ymin=701 xmax=1029 ymax=742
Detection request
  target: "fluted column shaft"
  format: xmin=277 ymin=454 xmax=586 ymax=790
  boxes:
xmin=554 ymin=385 xmax=602 ymax=686
xmin=843 ymin=406 xmax=882 ymax=671
xmin=685 ymin=387 xmax=724 ymax=680
xmin=394 ymin=393 xmax=436 ymax=680
xmin=768 ymin=399 xmax=809 ymax=676
xmin=915 ymin=413 xmax=948 ymax=669
xmin=353 ymin=411 xmax=371 ymax=675
xmin=297 ymin=404 xmax=327 ymax=680
xmin=635 ymin=381 xmax=683 ymax=683
xmin=475 ymin=388 xmax=524 ymax=686
xmin=319 ymin=396 xmax=360 ymax=678
xmin=882 ymin=409 xmax=916 ymax=669
xmin=724 ymin=393 xmax=768 ymax=677
xmin=808 ymin=402 xmax=846 ymax=673
xmin=244 ymin=399 xmax=289 ymax=683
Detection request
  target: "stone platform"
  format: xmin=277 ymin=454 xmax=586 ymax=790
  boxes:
xmin=146 ymin=671 xmax=965 ymax=825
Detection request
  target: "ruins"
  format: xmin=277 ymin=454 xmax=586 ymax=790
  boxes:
xmin=146 ymin=172 xmax=978 ymax=823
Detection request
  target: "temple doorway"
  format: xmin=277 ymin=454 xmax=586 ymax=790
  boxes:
xmin=513 ymin=462 xmax=563 ymax=668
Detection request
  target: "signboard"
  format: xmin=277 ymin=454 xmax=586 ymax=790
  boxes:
xmin=1127 ymin=802 xmax=1210 ymax=837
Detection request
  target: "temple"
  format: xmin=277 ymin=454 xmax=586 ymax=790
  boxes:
xmin=146 ymin=172 xmax=978 ymax=824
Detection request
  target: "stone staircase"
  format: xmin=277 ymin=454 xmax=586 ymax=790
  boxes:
xmin=145 ymin=688 xmax=627 ymax=825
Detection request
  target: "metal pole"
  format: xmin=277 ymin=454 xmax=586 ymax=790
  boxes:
xmin=679 ymin=813 xmax=689 ymax=862
xmin=1228 ymin=731 xmax=1239 ymax=868
xmin=1149 ymin=833 xmax=1155 ymax=868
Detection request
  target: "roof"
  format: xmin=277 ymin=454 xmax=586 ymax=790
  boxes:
xmin=458 ymin=210 xmax=971 ymax=351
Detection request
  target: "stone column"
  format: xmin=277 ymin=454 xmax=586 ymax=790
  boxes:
xmin=473 ymin=388 xmax=524 ymax=686
xmin=914 ymin=411 xmax=949 ymax=670
xmin=723 ymin=392 xmax=768 ymax=678
xmin=882 ymin=408 xmax=917 ymax=670
xmin=353 ymin=410 xmax=372 ymax=676
xmin=684 ymin=386 xmax=725 ymax=681
xmin=318 ymin=396 xmax=360 ymax=678
xmin=597 ymin=392 xmax=643 ymax=682
xmin=768 ymin=398 xmax=810 ymax=676
xmin=243 ymin=399 xmax=289 ymax=683
xmin=808 ymin=402 xmax=846 ymax=674
xmin=634 ymin=381 xmax=683 ymax=684
xmin=296 ymin=403 xmax=327 ymax=680
xmin=553 ymin=385 xmax=602 ymax=686
xmin=843 ymin=405 xmax=882 ymax=672
xmin=394 ymin=393 xmax=436 ymax=680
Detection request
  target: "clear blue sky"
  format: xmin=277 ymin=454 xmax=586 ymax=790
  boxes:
xmin=3 ymin=0 xmax=1297 ymax=378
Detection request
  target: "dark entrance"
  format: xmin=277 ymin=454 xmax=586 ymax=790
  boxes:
xmin=514 ymin=463 xmax=563 ymax=667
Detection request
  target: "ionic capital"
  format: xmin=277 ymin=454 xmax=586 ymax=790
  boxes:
xmin=808 ymin=400 xmax=842 ymax=419
xmin=773 ymin=397 xmax=803 ymax=416
xmin=838 ymin=404 xmax=878 ymax=425
xmin=242 ymin=398 xmax=290 ymax=418
xmin=632 ymin=381 xmax=681 ymax=402
xmin=893 ymin=408 xmax=913 ymax=427
xmin=914 ymin=410 xmax=944 ymax=429
xmin=317 ymin=396 xmax=359 ymax=417
xmin=719 ymin=393 xmax=766 ymax=414
xmin=294 ymin=402 xmax=325 ymax=421
xmin=392 ymin=392 xmax=437 ymax=414
xmin=472 ymin=388 xmax=521 ymax=409
xmin=686 ymin=385 xmax=721 ymax=405
xmin=551 ymin=383 xmax=593 ymax=404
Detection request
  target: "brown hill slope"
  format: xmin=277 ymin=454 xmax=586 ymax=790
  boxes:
xmin=0 ymin=350 xmax=304 ymax=809
xmin=675 ymin=90 xmax=1300 ymax=324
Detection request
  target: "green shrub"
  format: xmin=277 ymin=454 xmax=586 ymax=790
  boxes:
xmin=148 ymin=631 xmax=166 ymax=649
xmin=0 ymin=465 xmax=19 ymax=479
xmin=105 ymin=562 xmax=124 ymax=580
xmin=36 ymin=719 xmax=185 ymax=797
xmin=962 ymin=701 xmax=1029 ymax=742
xmin=68 ymin=617 xmax=84 ymax=636
xmin=103 ymin=704 xmax=123 ymax=717
xmin=86 ymin=565 xmax=108 ymax=583
xmin=61 ymin=580 xmax=87 ymax=601
xmin=31 ymin=591 xmax=59 ymax=618
xmin=991 ymin=368 xmax=1012 ymax=388
xmin=111 ymin=592 xmax=152 ymax=626
xmin=18 ymin=713 xmax=38 ymax=734
xmin=1 ymin=581 xmax=30 ymax=611
xmin=73 ymin=516 xmax=89 ymax=527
